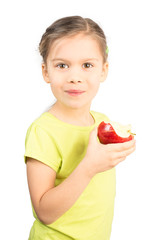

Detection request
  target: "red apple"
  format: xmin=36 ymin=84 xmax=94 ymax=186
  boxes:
xmin=98 ymin=121 xmax=135 ymax=144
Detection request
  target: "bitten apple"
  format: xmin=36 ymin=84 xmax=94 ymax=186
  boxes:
xmin=98 ymin=121 xmax=135 ymax=144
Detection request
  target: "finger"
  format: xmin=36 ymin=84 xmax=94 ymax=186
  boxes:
xmin=124 ymin=145 xmax=136 ymax=157
xmin=112 ymin=155 xmax=126 ymax=167
xmin=111 ymin=139 xmax=136 ymax=152
xmin=89 ymin=127 xmax=98 ymax=143
xmin=91 ymin=127 xmax=98 ymax=136
xmin=113 ymin=145 xmax=136 ymax=166
xmin=118 ymin=144 xmax=136 ymax=159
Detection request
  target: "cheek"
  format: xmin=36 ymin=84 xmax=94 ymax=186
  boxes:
xmin=88 ymin=80 xmax=100 ymax=97
xmin=48 ymin=71 xmax=61 ymax=87
xmin=89 ymin=73 xmax=102 ymax=94
xmin=88 ymin=73 xmax=101 ymax=87
xmin=48 ymin=75 xmax=61 ymax=95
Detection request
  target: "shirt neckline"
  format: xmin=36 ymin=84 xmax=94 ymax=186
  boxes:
xmin=41 ymin=111 xmax=97 ymax=130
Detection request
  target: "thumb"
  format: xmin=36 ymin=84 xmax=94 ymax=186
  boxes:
xmin=89 ymin=127 xmax=98 ymax=144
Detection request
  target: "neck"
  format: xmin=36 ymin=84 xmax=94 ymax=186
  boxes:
xmin=48 ymin=102 xmax=94 ymax=126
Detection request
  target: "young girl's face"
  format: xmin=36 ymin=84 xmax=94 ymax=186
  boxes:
xmin=42 ymin=33 xmax=108 ymax=111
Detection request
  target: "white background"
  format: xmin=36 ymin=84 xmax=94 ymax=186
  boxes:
xmin=0 ymin=0 xmax=160 ymax=239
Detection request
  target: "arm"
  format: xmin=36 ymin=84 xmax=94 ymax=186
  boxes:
xmin=26 ymin=127 xmax=136 ymax=225
xmin=26 ymin=157 xmax=92 ymax=225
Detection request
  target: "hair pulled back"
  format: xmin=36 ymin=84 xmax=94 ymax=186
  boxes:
xmin=39 ymin=16 xmax=108 ymax=64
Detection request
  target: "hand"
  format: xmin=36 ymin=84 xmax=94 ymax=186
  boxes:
xmin=83 ymin=127 xmax=136 ymax=177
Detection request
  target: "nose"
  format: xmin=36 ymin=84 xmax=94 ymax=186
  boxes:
xmin=69 ymin=78 xmax=82 ymax=84
xmin=67 ymin=67 xmax=83 ymax=84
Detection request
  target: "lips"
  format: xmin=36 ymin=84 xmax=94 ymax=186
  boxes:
xmin=65 ymin=89 xmax=85 ymax=96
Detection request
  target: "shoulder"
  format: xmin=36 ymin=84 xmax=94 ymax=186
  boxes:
xmin=25 ymin=112 xmax=56 ymax=135
xmin=90 ymin=110 xmax=110 ymax=123
xmin=25 ymin=112 xmax=65 ymax=153
xmin=24 ymin=112 xmax=56 ymax=147
xmin=24 ymin=113 xmax=62 ymax=171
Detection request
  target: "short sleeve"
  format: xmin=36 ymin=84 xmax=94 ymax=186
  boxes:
xmin=104 ymin=115 xmax=110 ymax=122
xmin=24 ymin=123 xmax=62 ymax=172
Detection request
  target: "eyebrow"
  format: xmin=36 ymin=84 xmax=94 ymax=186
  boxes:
xmin=51 ymin=58 xmax=99 ymax=62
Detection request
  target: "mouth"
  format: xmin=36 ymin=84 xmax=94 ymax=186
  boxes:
xmin=65 ymin=89 xmax=85 ymax=96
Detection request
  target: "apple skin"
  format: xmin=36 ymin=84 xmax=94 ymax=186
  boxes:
xmin=98 ymin=121 xmax=133 ymax=144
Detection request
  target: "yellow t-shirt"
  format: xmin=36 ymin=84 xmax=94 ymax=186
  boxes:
xmin=24 ymin=110 xmax=116 ymax=240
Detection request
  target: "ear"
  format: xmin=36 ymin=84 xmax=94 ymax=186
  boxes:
xmin=42 ymin=63 xmax=50 ymax=83
xmin=100 ymin=62 xmax=109 ymax=83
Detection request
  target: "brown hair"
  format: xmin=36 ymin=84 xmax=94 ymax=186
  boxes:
xmin=39 ymin=16 xmax=108 ymax=64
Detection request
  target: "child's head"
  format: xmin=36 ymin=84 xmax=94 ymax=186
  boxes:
xmin=39 ymin=16 xmax=109 ymax=112
xmin=39 ymin=16 xmax=108 ymax=65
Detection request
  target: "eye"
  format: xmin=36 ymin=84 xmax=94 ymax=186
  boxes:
xmin=56 ymin=63 xmax=69 ymax=69
xmin=82 ymin=63 xmax=93 ymax=68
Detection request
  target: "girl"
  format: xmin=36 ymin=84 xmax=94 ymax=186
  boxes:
xmin=24 ymin=16 xmax=136 ymax=240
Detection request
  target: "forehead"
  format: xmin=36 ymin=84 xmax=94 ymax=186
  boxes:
xmin=48 ymin=33 xmax=103 ymax=61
